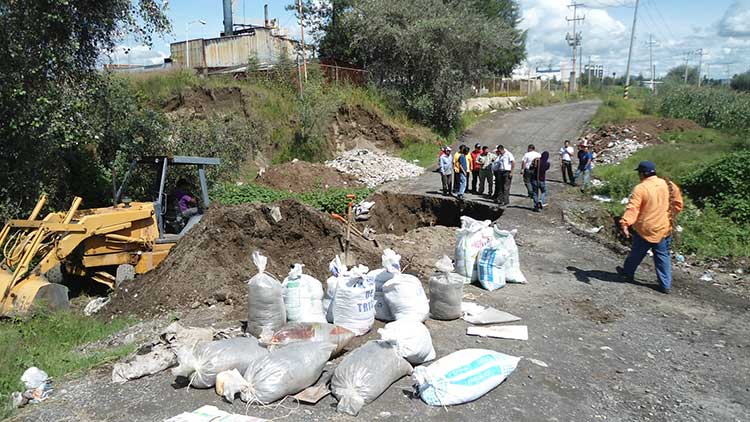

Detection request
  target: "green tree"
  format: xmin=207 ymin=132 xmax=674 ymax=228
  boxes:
xmin=665 ymin=65 xmax=699 ymax=84
xmin=730 ymin=70 xmax=750 ymax=92
xmin=0 ymin=1 xmax=170 ymax=218
xmin=467 ymin=0 xmax=527 ymax=76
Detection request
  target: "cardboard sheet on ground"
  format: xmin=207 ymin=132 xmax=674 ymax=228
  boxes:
xmin=165 ymin=405 xmax=268 ymax=422
xmin=466 ymin=325 xmax=528 ymax=341
xmin=292 ymin=370 xmax=333 ymax=404
xmin=463 ymin=308 xmax=521 ymax=325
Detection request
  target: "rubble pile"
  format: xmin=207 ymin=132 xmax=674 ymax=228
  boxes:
xmin=578 ymin=124 xmax=661 ymax=165
xmin=326 ymin=149 xmax=424 ymax=187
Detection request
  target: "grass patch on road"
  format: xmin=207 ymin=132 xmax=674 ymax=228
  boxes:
xmin=0 ymin=312 xmax=135 ymax=418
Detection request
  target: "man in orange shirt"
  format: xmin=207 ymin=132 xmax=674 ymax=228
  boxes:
xmin=617 ymin=161 xmax=683 ymax=294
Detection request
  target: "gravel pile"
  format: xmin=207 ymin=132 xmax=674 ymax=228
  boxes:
xmin=325 ymin=149 xmax=425 ymax=187
xmin=577 ymin=124 xmax=660 ymax=165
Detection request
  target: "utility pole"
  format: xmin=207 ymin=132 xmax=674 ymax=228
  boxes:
xmin=647 ymin=33 xmax=656 ymax=92
xmin=683 ymin=51 xmax=691 ymax=84
xmin=566 ymin=2 xmax=585 ymax=94
xmin=696 ymin=48 xmax=704 ymax=86
xmin=297 ymin=0 xmax=308 ymax=82
xmin=587 ymin=56 xmax=592 ymax=87
xmin=623 ymin=0 xmax=640 ymax=99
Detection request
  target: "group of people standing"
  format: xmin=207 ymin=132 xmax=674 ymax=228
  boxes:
xmin=437 ymin=141 xmax=594 ymax=211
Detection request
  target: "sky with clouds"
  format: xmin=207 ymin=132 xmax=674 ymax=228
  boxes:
xmin=120 ymin=0 xmax=750 ymax=79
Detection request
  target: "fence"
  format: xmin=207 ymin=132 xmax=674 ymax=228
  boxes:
xmin=472 ymin=77 xmax=542 ymax=96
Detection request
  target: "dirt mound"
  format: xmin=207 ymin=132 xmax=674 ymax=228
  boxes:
xmin=163 ymin=86 xmax=253 ymax=119
xmin=255 ymin=161 xmax=362 ymax=192
xmin=628 ymin=117 xmax=701 ymax=135
xmin=330 ymin=104 xmax=405 ymax=152
xmin=107 ymin=200 xmax=381 ymax=318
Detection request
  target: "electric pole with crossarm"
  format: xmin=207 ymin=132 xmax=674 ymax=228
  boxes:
xmin=566 ymin=2 xmax=585 ymax=94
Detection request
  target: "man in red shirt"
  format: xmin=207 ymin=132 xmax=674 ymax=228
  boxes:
xmin=470 ymin=143 xmax=482 ymax=193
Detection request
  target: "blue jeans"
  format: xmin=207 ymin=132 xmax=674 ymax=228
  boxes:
xmin=623 ymin=231 xmax=673 ymax=290
xmin=457 ymin=173 xmax=467 ymax=199
xmin=574 ymin=168 xmax=591 ymax=191
xmin=531 ymin=179 xmax=547 ymax=209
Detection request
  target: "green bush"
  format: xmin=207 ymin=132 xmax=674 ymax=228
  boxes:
xmin=681 ymin=151 xmax=750 ymax=224
xmin=658 ymin=84 xmax=750 ymax=131
xmin=677 ymin=204 xmax=750 ymax=258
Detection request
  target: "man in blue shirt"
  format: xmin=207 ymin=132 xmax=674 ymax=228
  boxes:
xmin=438 ymin=146 xmax=453 ymax=195
xmin=574 ymin=144 xmax=593 ymax=192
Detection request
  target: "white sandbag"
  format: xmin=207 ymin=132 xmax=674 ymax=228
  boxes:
xmin=111 ymin=344 xmax=176 ymax=384
xmin=331 ymin=265 xmax=375 ymax=336
xmin=323 ymin=256 xmax=346 ymax=323
xmin=493 ymin=228 xmax=526 ymax=283
xmin=428 ymin=256 xmax=464 ymax=320
xmin=476 ymin=242 xmax=510 ymax=291
xmin=330 ymin=341 xmax=413 ymax=416
xmin=282 ymin=263 xmax=326 ymax=323
xmin=413 ymin=349 xmax=520 ymax=406
xmin=246 ymin=251 xmax=286 ymax=337
xmin=382 ymin=272 xmax=429 ymax=322
xmin=378 ymin=320 xmax=436 ymax=365
xmin=171 ymin=336 xmax=268 ymax=389
xmin=455 ymin=216 xmax=495 ymax=282
xmin=366 ymin=249 xmax=401 ymax=321
xmin=242 ymin=341 xmax=335 ymax=404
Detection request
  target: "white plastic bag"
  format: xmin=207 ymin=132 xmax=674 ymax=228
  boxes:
xmin=330 ymin=341 xmax=413 ymax=416
xmin=331 ymin=265 xmax=376 ymax=336
xmin=428 ymin=256 xmax=464 ymax=320
xmin=382 ymin=273 xmax=429 ymax=322
xmin=172 ymin=336 xmax=268 ymax=389
xmin=378 ymin=320 xmax=436 ymax=365
xmin=455 ymin=217 xmax=495 ymax=281
xmin=493 ymin=228 xmax=526 ymax=283
xmin=282 ymin=263 xmax=326 ymax=323
xmin=413 ymin=349 xmax=520 ymax=406
xmin=215 ymin=369 xmax=249 ymax=402
xmin=246 ymin=251 xmax=286 ymax=337
xmin=476 ymin=241 xmax=510 ymax=291
xmin=366 ymin=249 xmax=401 ymax=321
xmin=242 ymin=341 xmax=335 ymax=404
xmin=21 ymin=367 xmax=48 ymax=390
xmin=323 ymin=256 xmax=346 ymax=323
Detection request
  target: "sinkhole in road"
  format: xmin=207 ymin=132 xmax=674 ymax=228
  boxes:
xmin=362 ymin=191 xmax=503 ymax=234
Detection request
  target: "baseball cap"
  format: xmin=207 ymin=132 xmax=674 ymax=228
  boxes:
xmin=474 ymin=143 xmax=481 ymax=148
xmin=445 ymin=146 xmax=452 ymax=151
xmin=635 ymin=161 xmax=656 ymax=173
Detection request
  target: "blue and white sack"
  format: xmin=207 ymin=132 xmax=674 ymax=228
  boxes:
xmin=454 ymin=217 xmax=494 ymax=282
xmin=476 ymin=242 xmax=510 ymax=291
xmin=493 ymin=228 xmax=526 ymax=283
xmin=366 ymin=249 xmax=400 ymax=321
xmin=332 ymin=265 xmax=376 ymax=336
xmin=413 ymin=349 xmax=520 ymax=406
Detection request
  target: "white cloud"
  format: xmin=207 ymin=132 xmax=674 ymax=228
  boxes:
xmin=718 ymin=1 xmax=750 ymax=37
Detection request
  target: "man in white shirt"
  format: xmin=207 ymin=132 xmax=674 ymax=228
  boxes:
xmin=491 ymin=145 xmax=515 ymax=206
xmin=559 ymin=140 xmax=575 ymax=185
xmin=521 ymin=144 xmax=541 ymax=198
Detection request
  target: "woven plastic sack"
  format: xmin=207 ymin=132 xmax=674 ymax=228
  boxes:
xmin=330 ymin=341 xmax=413 ymax=416
xmin=413 ymin=349 xmax=520 ymax=406
xmin=246 ymin=251 xmax=286 ymax=337
xmin=171 ymin=336 xmax=268 ymax=389
xmin=366 ymin=249 xmax=401 ymax=321
xmin=382 ymin=272 xmax=429 ymax=322
xmin=493 ymin=228 xmax=526 ymax=283
xmin=265 ymin=322 xmax=355 ymax=356
xmin=476 ymin=242 xmax=510 ymax=291
xmin=331 ymin=265 xmax=375 ymax=336
xmin=323 ymin=256 xmax=346 ymax=323
xmin=454 ymin=217 xmax=495 ymax=282
xmin=378 ymin=320 xmax=436 ymax=365
xmin=282 ymin=263 xmax=326 ymax=323
xmin=242 ymin=341 xmax=336 ymax=404
xmin=428 ymin=256 xmax=464 ymax=320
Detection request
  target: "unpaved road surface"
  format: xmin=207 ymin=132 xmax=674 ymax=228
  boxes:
xmin=16 ymin=102 xmax=750 ymax=422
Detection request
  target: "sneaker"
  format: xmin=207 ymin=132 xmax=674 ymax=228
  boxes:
xmin=615 ymin=266 xmax=634 ymax=283
xmin=657 ymin=286 xmax=671 ymax=295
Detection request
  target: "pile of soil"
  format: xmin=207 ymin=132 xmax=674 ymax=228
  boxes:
xmin=107 ymin=200 xmax=381 ymax=318
xmin=330 ymin=104 xmax=405 ymax=152
xmin=628 ymin=117 xmax=701 ymax=135
xmin=255 ymin=161 xmax=362 ymax=192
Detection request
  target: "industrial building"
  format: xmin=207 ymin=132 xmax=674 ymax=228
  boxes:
xmin=170 ymin=2 xmax=299 ymax=71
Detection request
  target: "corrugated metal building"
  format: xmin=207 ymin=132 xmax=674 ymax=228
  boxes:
xmin=171 ymin=26 xmax=298 ymax=70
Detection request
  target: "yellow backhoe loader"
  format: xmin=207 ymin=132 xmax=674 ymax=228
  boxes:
xmin=0 ymin=155 xmax=220 ymax=316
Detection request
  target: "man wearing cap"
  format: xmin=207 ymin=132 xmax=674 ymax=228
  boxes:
xmin=521 ymin=144 xmax=541 ymax=198
xmin=470 ymin=143 xmax=482 ymax=193
xmin=477 ymin=146 xmax=496 ymax=197
xmin=438 ymin=146 xmax=453 ymax=196
xmin=559 ymin=140 xmax=575 ymax=185
xmin=617 ymin=161 xmax=683 ymax=294
xmin=491 ymin=145 xmax=515 ymax=207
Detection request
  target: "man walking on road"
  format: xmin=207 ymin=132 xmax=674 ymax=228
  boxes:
xmin=574 ymin=144 xmax=593 ymax=192
xmin=438 ymin=146 xmax=453 ymax=196
xmin=492 ymin=145 xmax=515 ymax=207
xmin=530 ymin=151 xmax=550 ymax=212
xmin=521 ymin=144 xmax=541 ymax=198
xmin=477 ymin=146 xmax=496 ymax=196
xmin=559 ymin=140 xmax=575 ymax=185
xmin=470 ymin=143 xmax=482 ymax=193
xmin=617 ymin=161 xmax=683 ymax=294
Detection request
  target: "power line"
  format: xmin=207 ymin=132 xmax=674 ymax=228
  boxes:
xmin=647 ymin=0 xmax=677 ymax=41
xmin=566 ymin=2 xmax=585 ymax=94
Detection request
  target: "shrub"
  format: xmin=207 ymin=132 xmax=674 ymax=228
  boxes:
xmin=677 ymin=204 xmax=750 ymax=258
xmin=212 ymin=183 xmax=373 ymax=215
xmin=681 ymin=151 xmax=750 ymax=224
xmin=658 ymin=84 xmax=750 ymax=132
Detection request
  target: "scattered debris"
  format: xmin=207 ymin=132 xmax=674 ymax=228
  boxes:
xmin=466 ymin=325 xmax=529 ymax=341
xmin=326 ymin=149 xmax=424 ymax=187
xmin=600 ymin=346 xmax=613 ymax=351
xmin=526 ymin=358 xmax=549 ymax=368
xmin=592 ymin=195 xmax=613 ymax=203
xmin=165 ymin=405 xmax=269 ymax=422
xmin=462 ymin=303 xmax=521 ymax=325
xmin=112 ymin=344 xmax=178 ymax=384
xmin=586 ymin=226 xmax=604 ymax=234
xmin=83 ymin=297 xmax=110 ymax=316
xmin=13 ymin=367 xmax=53 ymax=408
xmin=700 ymin=271 xmax=715 ymax=282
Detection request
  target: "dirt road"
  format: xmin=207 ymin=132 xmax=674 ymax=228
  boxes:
xmin=16 ymin=102 xmax=750 ymax=422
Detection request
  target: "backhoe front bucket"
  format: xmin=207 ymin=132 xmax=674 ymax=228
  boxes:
xmin=0 ymin=271 xmax=69 ymax=317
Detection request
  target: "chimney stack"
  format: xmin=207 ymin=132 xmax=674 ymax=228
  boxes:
xmin=264 ymin=4 xmax=269 ymax=27
xmin=222 ymin=0 xmax=233 ymax=36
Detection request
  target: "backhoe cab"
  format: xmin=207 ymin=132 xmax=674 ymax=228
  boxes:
xmin=0 ymin=155 xmax=220 ymax=316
